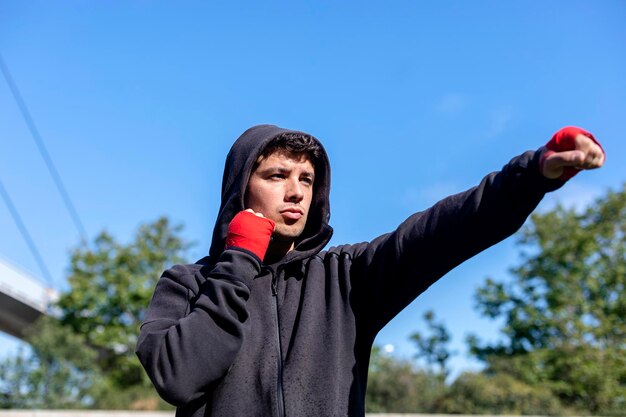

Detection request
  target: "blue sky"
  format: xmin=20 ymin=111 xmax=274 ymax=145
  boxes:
xmin=1 ymin=1 xmax=625 ymax=376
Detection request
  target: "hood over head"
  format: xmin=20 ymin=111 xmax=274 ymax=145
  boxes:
xmin=209 ymin=124 xmax=333 ymax=264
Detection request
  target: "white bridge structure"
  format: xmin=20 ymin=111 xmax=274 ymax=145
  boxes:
xmin=0 ymin=257 xmax=58 ymax=340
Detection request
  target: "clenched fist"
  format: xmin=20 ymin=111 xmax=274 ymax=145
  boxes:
xmin=225 ymin=209 xmax=275 ymax=261
xmin=540 ymin=126 xmax=605 ymax=180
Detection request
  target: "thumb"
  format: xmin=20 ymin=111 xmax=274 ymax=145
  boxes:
xmin=541 ymin=150 xmax=585 ymax=179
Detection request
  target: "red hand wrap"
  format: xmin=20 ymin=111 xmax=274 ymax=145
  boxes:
xmin=225 ymin=211 xmax=275 ymax=261
xmin=541 ymin=126 xmax=604 ymax=181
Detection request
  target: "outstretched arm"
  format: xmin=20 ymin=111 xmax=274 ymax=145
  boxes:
xmin=351 ymin=127 xmax=605 ymax=335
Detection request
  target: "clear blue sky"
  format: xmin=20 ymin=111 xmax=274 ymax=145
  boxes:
xmin=1 ymin=1 xmax=625 ymax=376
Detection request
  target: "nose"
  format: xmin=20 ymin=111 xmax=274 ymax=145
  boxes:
xmin=285 ymin=178 xmax=304 ymax=202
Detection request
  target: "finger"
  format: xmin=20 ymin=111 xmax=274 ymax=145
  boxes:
xmin=575 ymin=142 xmax=605 ymax=169
xmin=544 ymin=150 xmax=585 ymax=168
xmin=589 ymin=146 xmax=606 ymax=166
xmin=575 ymin=134 xmax=606 ymax=167
xmin=541 ymin=150 xmax=585 ymax=179
xmin=582 ymin=152 xmax=605 ymax=169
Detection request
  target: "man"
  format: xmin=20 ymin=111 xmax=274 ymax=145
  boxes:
xmin=136 ymin=124 xmax=605 ymax=417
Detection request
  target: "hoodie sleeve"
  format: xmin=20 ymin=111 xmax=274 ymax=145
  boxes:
xmin=135 ymin=249 xmax=260 ymax=406
xmin=350 ymin=149 xmax=564 ymax=334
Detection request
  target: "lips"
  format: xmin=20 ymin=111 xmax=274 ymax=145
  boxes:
xmin=280 ymin=207 xmax=304 ymax=220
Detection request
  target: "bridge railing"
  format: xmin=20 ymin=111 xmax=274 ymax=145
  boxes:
xmin=0 ymin=257 xmax=58 ymax=339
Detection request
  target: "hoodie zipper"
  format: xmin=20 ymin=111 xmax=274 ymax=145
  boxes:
xmin=271 ymin=270 xmax=286 ymax=417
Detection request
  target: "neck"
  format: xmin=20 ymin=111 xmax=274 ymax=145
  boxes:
xmin=265 ymin=240 xmax=295 ymax=264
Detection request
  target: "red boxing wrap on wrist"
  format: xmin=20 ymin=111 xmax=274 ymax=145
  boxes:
xmin=541 ymin=126 xmax=604 ymax=181
xmin=225 ymin=211 xmax=275 ymax=261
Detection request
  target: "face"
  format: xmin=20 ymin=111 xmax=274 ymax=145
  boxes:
xmin=245 ymin=151 xmax=314 ymax=246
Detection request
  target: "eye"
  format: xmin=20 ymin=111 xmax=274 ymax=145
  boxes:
xmin=269 ymin=173 xmax=285 ymax=180
xmin=301 ymin=176 xmax=314 ymax=186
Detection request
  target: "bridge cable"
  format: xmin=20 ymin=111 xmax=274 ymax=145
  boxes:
xmin=0 ymin=53 xmax=87 ymax=241
xmin=0 ymin=179 xmax=55 ymax=287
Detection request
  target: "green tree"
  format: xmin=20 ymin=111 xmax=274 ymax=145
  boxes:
xmin=366 ymin=345 xmax=445 ymax=413
xmin=57 ymin=216 xmax=190 ymax=390
xmin=469 ymin=184 xmax=626 ymax=415
xmin=0 ymin=217 xmax=190 ymax=409
xmin=437 ymin=371 xmax=564 ymax=415
xmin=0 ymin=317 xmax=103 ymax=409
xmin=410 ymin=310 xmax=454 ymax=378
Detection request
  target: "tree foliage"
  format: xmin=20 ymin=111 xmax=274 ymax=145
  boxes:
xmin=438 ymin=371 xmax=564 ymax=415
xmin=57 ymin=216 xmax=190 ymax=389
xmin=470 ymin=184 xmax=626 ymax=415
xmin=409 ymin=310 xmax=454 ymax=378
xmin=365 ymin=345 xmax=445 ymax=413
xmin=0 ymin=217 xmax=190 ymax=409
xmin=0 ymin=317 xmax=102 ymax=409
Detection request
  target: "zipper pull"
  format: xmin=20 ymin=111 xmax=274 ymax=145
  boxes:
xmin=271 ymin=266 xmax=284 ymax=297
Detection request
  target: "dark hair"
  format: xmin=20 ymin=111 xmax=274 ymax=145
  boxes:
xmin=255 ymin=132 xmax=323 ymax=170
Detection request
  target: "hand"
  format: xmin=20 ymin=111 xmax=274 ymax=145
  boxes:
xmin=540 ymin=127 xmax=605 ymax=180
xmin=225 ymin=210 xmax=275 ymax=261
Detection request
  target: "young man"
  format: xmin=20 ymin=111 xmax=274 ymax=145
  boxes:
xmin=136 ymin=124 xmax=605 ymax=417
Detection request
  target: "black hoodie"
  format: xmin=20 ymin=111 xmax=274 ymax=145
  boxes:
xmin=136 ymin=125 xmax=563 ymax=417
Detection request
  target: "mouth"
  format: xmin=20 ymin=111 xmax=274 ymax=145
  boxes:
xmin=280 ymin=207 xmax=304 ymax=220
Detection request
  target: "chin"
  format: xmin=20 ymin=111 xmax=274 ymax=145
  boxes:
xmin=274 ymin=226 xmax=305 ymax=241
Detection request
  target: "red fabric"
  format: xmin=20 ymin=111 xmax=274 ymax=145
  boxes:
xmin=541 ymin=126 xmax=604 ymax=180
xmin=226 ymin=211 xmax=275 ymax=261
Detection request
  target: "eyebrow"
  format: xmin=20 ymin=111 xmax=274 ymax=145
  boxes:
xmin=257 ymin=167 xmax=315 ymax=179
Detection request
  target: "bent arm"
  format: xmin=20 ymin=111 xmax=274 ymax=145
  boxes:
xmin=135 ymin=249 xmax=260 ymax=406
xmin=352 ymin=149 xmax=564 ymax=334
